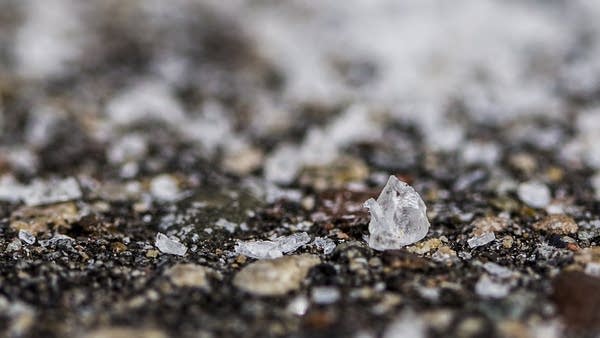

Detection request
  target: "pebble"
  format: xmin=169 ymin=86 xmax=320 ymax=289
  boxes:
xmin=164 ymin=263 xmax=213 ymax=289
xmin=84 ymin=327 xmax=167 ymax=338
xmin=233 ymin=254 xmax=320 ymax=296
xmin=532 ymin=215 xmax=578 ymax=235
xmin=470 ymin=216 xmax=510 ymax=236
xmin=517 ymin=181 xmax=551 ymax=208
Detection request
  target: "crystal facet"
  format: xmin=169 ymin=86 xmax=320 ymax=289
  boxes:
xmin=234 ymin=232 xmax=311 ymax=259
xmin=364 ymin=175 xmax=430 ymax=251
xmin=155 ymin=233 xmax=187 ymax=256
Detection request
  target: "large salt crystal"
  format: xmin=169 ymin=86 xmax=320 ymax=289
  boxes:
xmin=155 ymin=233 xmax=187 ymax=256
xmin=235 ymin=232 xmax=311 ymax=259
xmin=364 ymin=176 xmax=430 ymax=251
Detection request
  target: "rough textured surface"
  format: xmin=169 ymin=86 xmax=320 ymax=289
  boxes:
xmin=0 ymin=1 xmax=600 ymax=337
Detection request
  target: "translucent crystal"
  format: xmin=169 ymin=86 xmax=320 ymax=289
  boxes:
xmin=150 ymin=174 xmax=180 ymax=202
xmin=467 ymin=232 xmax=495 ymax=248
xmin=311 ymin=286 xmax=340 ymax=304
xmin=155 ymin=233 xmax=187 ymax=256
xmin=215 ymin=218 xmax=237 ymax=233
xmin=18 ymin=230 xmax=36 ymax=245
xmin=313 ymin=237 xmax=336 ymax=255
xmin=364 ymin=176 xmax=430 ymax=250
xmin=235 ymin=232 xmax=310 ymax=259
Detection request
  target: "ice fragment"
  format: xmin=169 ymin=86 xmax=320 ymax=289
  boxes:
xmin=235 ymin=232 xmax=310 ymax=259
xmin=155 ymin=233 xmax=187 ymax=256
xmin=18 ymin=230 xmax=36 ymax=245
xmin=467 ymin=232 xmax=496 ymax=248
xmin=364 ymin=176 xmax=429 ymax=250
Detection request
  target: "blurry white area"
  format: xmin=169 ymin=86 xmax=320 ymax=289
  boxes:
xmin=10 ymin=0 xmax=600 ymax=176
xmin=14 ymin=0 xmax=84 ymax=79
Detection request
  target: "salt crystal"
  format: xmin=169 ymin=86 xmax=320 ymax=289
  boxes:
xmin=18 ymin=230 xmax=36 ymax=245
xmin=517 ymin=181 xmax=551 ymax=208
xmin=482 ymin=262 xmax=512 ymax=279
xmin=6 ymin=238 xmax=22 ymax=252
xmin=475 ymin=274 xmax=510 ymax=298
xmin=22 ymin=177 xmax=82 ymax=206
xmin=311 ymin=286 xmax=340 ymax=304
xmin=155 ymin=233 xmax=187 ymax=256
xmin=313 ymin=237 xmax=336 ymax=255
xmin=364 ymin=176 xmax=430 ymax=250
xmin=150 ymin=174 xmax=180 ymax=202
xmin=235 ymin=232 xmax=310 ymax=259
xmin=39 ymin=234 xmax=74 ymax=247
xmin=467 ymin=232 xmax=496 ymax=248
xmin=0 ymin=176 xmax=27 ymax=203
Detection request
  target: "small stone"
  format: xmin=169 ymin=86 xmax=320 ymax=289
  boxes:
xmin=517 ymin=180 xmax=551 ymax=208
xmin=83 ymin=327 xmax=167 ymax=338
xmin=222 ymin=146 xmax=264 ymax=176
xmin=146 ymin=249 xmax=159 ymax=258
xmin=313 ymin=237 xmax=336 ymax=255
xmin=233 ymin=254 xmax=320 ymax=296
xmin=10 ymin=202 xmax=79 ymax=235
xmin=234 ymin=232 xmax=310 ymax=259
xmin=533 ymin=215 xmax=578 ymax=235
xmin=150 ymin=174 xmax=180 ymax=202
xmin=155 ymin=233 xmax=187 ymax=256
xmin=164 ymin=263 xmax=213 ymax=289
xmin=470 ymin=216 xmax=510 ymax=236
xmin=111 ymin=242 xmax=127 ymax=253
xmin=467 ymin=232 xmax=495 ymax=248
xmin=311 ymin=286 xmax=341 ymax=304
xmin=475 ymin=274 xmax=510 ymax=298
xmin=364 ymin=175 xmax=430 ymax=251
xmin=407 ymin=238 xmax=442 ymax=255
xmin=18 ymin=230 xmax=35 ymax=245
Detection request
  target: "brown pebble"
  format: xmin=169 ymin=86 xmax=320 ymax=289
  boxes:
xmin=382 ymin=250 xmax=431 ymax=270
xmin=533 ymin=214 xmax=578 ymax=235
xmin=551 ymin=271 xmax=600 ymax=329
xmin=471 ymin=216 xmax=510 ymax=236
xmin=111 ymin=242 xmax=127 ymax=253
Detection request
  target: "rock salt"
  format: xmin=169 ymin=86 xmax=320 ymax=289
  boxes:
xmin=215 ymin=218 xmax=237 ymax=233
xmin=18 ymin=230 xmax=36 ymax=245
xmin=468 ymin=232 xmax=496 ymax=248
xmin=313 ymin=237 xmax=336 ymax=255
xmin=517 ymin=181 xmax=551 ymax=208
xmin=155 ymin=233 xmax=187 ymax=256
xmin=364 ymin=176 xmax=429 ymax=250
xmin=235 ymin=232 xmax=311 ymax=259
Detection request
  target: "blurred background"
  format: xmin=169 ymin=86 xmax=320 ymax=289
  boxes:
xmin=0 ymin=0 xmax=599 ymax=186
